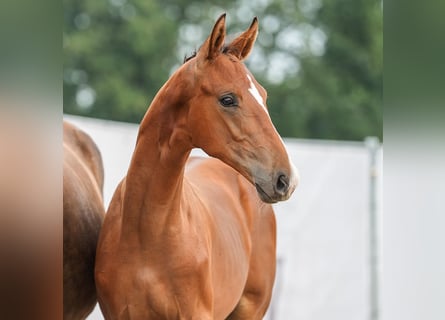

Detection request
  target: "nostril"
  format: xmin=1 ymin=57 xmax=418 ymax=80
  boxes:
xmin=275 ymin=174 xmax=289 ymax=194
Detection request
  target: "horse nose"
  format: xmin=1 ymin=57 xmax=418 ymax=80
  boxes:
xmin=274 ymin=173 xmax=289 ymax=196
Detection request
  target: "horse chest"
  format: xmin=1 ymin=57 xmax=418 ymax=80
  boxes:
xmin=124 ymin=249 xmax=213 ymax=318
xmin=116 ymin=220 xmax=248 ymax=318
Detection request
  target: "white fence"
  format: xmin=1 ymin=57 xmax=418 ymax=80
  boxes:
xmin=64 ymin=115 xmax=382 ymax=320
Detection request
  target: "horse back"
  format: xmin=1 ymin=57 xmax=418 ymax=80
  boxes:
xmin=63 ymin=121 xmax=104 ymax=192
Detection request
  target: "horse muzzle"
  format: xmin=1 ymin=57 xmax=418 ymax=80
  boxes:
xmin=254 ymin=163 xmax=299 ymax=203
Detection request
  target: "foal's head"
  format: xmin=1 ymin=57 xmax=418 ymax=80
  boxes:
xmin=180 ymin=14 xmax=298 ymax=203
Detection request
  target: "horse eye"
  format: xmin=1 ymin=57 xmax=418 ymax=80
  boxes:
xmin=219 ymin=94 xmax=237 ymax=107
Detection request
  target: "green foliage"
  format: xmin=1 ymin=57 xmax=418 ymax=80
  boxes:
xmin=64 ymin=0 xmax=178 ymax=123
xmin=64 ymin=0 xmax=382 ymax=141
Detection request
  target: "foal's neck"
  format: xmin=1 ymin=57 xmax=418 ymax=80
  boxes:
xmin=121 ymin=68 xmax=193 ymax=241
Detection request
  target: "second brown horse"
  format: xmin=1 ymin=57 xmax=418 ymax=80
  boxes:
xmin=64 ymin=121 xmax=105 ymax=319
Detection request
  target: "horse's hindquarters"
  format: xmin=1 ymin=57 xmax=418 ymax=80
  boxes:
xmin=63 ymin=122 xmax=105 ymax=320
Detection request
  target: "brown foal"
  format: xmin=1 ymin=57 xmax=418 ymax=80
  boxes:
xmin=95 ymin=14 xmax=298 ymax=319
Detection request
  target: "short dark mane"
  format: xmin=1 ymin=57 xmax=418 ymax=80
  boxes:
xmin=183 ymin=50 xmax=197 ymax=63
xmin=183 ymin=45 xmax=233 ymax=64
xmin=222 ymin=45 xmax=230 ymax=54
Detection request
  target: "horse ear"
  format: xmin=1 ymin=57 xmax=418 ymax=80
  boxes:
xmin=226 ymin=17 xmax=258 ymax=61
xmin=197 ymin=13 xmax=226 ymax=62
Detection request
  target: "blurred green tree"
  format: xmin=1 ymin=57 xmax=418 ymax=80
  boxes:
xmin=64 ymin=0 xmax=178 ymax=122
xmin=64 ymin=0 xmax=382 ymax=141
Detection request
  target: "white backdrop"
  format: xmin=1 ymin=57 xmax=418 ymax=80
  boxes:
xmin=64 ymin=115 xmax=382 ymax=320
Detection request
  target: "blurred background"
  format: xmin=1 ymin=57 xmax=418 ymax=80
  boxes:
xmin=64 ymin=0 xmax=382 ymax=141
xmin=64 ymin=0 xmax=383 ymax=319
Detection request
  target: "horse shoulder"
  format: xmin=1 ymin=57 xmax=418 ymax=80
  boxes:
xmin=95 ymin=178 xmax=125 ymax=271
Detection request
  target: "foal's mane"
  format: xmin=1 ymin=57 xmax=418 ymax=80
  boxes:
xmin=183 ymin=50 xmax=197 ymax=63
xmin=182 ymin=45 xmax=235 ymax=64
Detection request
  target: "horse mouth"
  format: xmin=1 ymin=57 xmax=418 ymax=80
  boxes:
xmin=255 ymin=183 xmax=277 ymax=204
